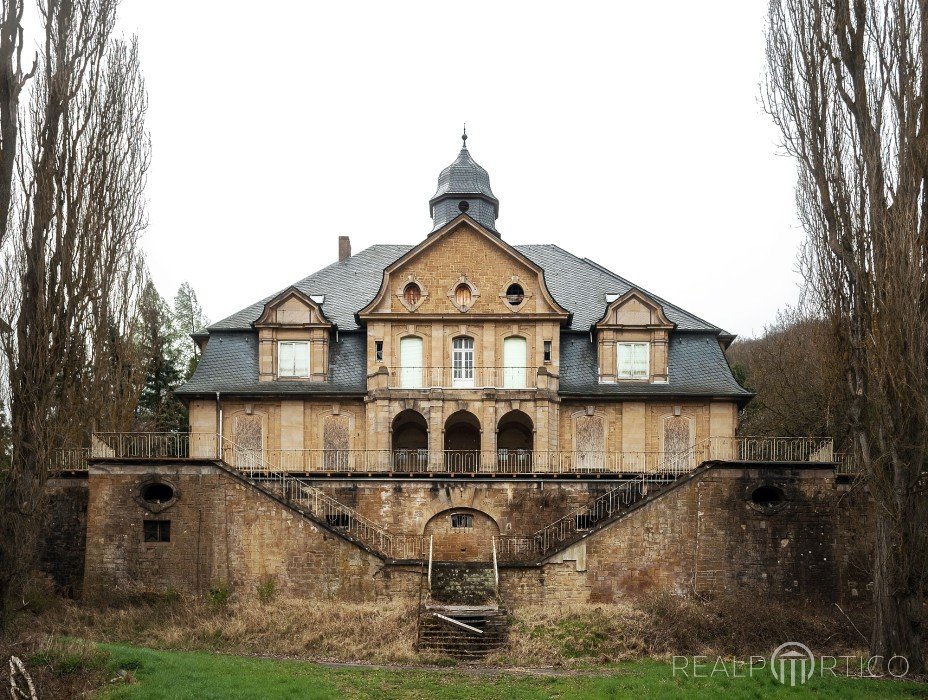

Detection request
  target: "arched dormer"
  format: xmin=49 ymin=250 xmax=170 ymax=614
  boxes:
xmin=253 ymin=287 xmax=332 ymax=382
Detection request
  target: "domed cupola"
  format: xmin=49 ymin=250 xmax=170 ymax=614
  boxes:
xmin=429 ymin=128 xmax=500 ymax=235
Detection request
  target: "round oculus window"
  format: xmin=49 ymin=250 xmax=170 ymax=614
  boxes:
xmin=142 ymin=482 xmax=174 ymax=505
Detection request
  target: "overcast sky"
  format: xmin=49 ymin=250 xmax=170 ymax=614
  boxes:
xmin=113 ymin=0 xmax=801 ymax=338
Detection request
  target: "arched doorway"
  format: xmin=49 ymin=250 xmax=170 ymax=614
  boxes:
xmin=497 ymin=410 xmax=533 ymax=472
xmin=424 ymin=508 xmax=500 ymax=561
xmin=444 ymin=410 xmax=481 ymax=472
xmin=392 ymin=409 xmax=428 ymax=471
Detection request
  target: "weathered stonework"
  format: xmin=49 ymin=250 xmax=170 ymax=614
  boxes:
xmin=78 ymin=460 xmax=857 ymax=606
xmin=83 ymin=462 xmax=418 ymax=601
xmin=40 ymin=476 xmax=88 ymax=596
xmin=498 ymin=465 xmax=843 ymax=606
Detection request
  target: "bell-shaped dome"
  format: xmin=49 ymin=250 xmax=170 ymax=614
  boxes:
xmin=429 ymin=133 xmax=499 ymax=234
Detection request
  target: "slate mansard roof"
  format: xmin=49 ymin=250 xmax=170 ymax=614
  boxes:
xmin=176 ymin=240 xmax=750 ymax=401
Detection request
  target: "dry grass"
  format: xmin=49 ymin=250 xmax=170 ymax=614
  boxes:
xmin=17 ymin=595 xmax=431 ymax=665
xmin=498 ymin=591 xmax=871 ymax=666
xmin=6 ymin=588 xmax=874 ymax=670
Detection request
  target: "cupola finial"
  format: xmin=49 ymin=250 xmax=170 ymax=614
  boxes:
xmin=429 ymin=128 xmax=499 ymax=235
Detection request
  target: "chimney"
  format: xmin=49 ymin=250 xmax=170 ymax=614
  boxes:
xmin=338 ymin=235 xmax=351 ymax=262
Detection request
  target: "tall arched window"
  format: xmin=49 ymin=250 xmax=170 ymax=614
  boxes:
xmin=399 ymin=336 xmax=423 ymax=388
xmin=452 ymin=337 xmax=475 ymax=388
xmin=503 ymin=336 xmax=527 ymax=388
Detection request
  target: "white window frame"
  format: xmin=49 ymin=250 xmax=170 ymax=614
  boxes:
xmin=278 ymin=340 xmax=311 ymax=378
xmin=451 ymin=336 xmax=475 ymax=388
xmin=616 ymin=342 xmax=649 ymax=380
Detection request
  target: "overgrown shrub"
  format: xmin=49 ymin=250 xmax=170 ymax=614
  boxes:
xmin=206 ymin=582 xmax=230 ymax=608
xmin=257 ymin=577 xmax=277 ymax=604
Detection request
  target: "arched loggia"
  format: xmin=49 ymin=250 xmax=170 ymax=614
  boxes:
xmin=497 ymin=410 xmax=534 ymax=472
xmin=444 ymin=410 xmax=481 ymax=472
xmin=392 ymin=409 xmax=428 ymax=471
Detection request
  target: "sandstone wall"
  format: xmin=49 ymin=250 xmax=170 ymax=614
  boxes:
xmin=499 ymin=465 xmax=843 ymax=606
xmin=83 ymin=462 xmax=418 ymax=602
xmin=40 ymin=476 xmax=88 ymax=596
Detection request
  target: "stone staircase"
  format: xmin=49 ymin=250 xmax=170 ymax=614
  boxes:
xmin=214 ymin=461 xmax=426 ymax=561
xmin=417 ymin=562 xmax=508 ymax=659
xmin=495 ymin=472 xmax=691 ymax=563
xmin=430 ymin=562 xmax=497 ymax=605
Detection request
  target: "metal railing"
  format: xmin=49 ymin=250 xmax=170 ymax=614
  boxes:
xmin=90 ymin=432 xmax=216 ymax=460
xmin=386 ymin=366 xmax=536 ymax=390
xmin=708 ymin=436 xmax=834 ymax=463
xmin=495 ymin=475 xmax=660 ymax=562
xmin=225 ymin=448 xmax=710 ymax=475
xmin=83 ymin=433 xmax=838 ymax=474
xmin=833 ymin=453 xmax=859 ymax=475
xmin=51 ymin=448 xmax=90 ymax=473
xmin=218 ymin=435 xmax=426 ymax=561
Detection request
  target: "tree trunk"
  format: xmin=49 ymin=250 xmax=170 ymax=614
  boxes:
xmin=872 ymin=505 xmax=924 ymax=673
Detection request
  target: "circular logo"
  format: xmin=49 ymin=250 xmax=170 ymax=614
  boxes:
xmin=771 ymin=642 xmax=815 ymax=686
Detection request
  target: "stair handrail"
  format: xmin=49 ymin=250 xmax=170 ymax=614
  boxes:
xmin=217 ymin=434 xmax=423 ymax=560
xmin=491 ymin=536 xmax=499 ymax=600
xmin=427 ymin=535 xmax=434 ymax=592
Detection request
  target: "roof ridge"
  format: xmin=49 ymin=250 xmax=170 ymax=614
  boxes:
xmin=579 ymin=256 xmax=724 ymax=334
xmin=208 ymin=244 xmax=413 ymax=330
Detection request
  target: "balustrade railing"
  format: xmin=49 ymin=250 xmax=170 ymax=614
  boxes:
xmin=385 ymin=366 xmax=536 ymax=390
xmin=708 ymin=436 xmax=834 ymax=463
xmin=90 ymin=432 xmax=216 ymax=460
xmin=219 ymin=447 xmax=708 ymax=475
xmin=219 ymin=435 xmax=426 ymax=561
xmin=51 ymin=448 xmax=90 ymax=473
xmin=495 ymin=475 xmax=659 ymax=562
xmin=82 ymin=433 xmax=838 ymax=474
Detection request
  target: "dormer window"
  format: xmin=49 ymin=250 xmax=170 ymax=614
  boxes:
xmin=617 ymin=342 xmax=649 ymax=380
xmin=278 ymin=341 xmax=310 ymax=378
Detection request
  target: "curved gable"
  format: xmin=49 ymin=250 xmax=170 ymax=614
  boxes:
xmin=358 ymin=214 xmax=569 ymax=321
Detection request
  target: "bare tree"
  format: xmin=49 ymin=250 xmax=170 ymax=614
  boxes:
xmin=0 ymin=0 xmax=149 ymax=622
xmin=727 ymin=308 xmax=851 ymax=447
xmin=0 ymin=0 xmax=34 ymax=244
xmin=765 ymin=0 xmax=928 ymax=671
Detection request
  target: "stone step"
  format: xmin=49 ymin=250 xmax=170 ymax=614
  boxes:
xmin=417 ymin=604 xmax=508 ymax=659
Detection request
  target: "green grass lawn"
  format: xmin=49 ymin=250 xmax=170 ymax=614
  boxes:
xmin=94 ymin=644 xmax=927 ymax=700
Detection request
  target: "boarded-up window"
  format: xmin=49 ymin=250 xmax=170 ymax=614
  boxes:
xmin=663 ymin=416 xmax=692 ymax=473
xmin=403 ymin=283 xmax=421 ymax=306
xmin=323 ymin=414 xmax=350 ymax=470
xmin=232 ymin=414 xmax=263 ymax=471
xmin=400 ymin=336 xmax=423 ymax=388
xmin=503 ymin=336 xmax=527 ymax=388
xmin=575 ymin=415 xmax=605 ymax=470
xmin=454 ymin=284 xmax=472 ymax=309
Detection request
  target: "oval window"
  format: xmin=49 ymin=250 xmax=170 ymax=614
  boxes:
xmin=751 ymin=485 xmax=783 ymax=507
xmin=403 ymin=283 xmax=422 ymax=306
xmin=505 ymin=283 xmax=524 ymax=307
xmin=142 ymin=482 xmax=174 ymax=505
xmin=454 ymin=283 xmax=472 ymax=309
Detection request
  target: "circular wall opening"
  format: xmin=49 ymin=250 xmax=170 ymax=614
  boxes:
xmin=458 ymin=200 xmax=470 ymax=212
xmin=505 ymin=283 xmax=524 ymax=307
xmin=142 ymin=482 xmax=174 ymax=505
xmin=751 ymin=485 xmax=784 ymax=508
